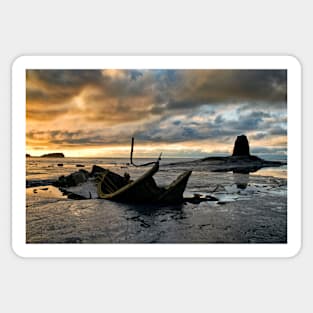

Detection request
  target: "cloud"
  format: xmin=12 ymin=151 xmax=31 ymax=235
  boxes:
xmin=26 ymin=69 xmax=287 ymax=158
xmin=28 ymin=104 xmax=287 ymax=149
xmin=163 ymin=70 xmax=287 ymax=110
xmin=250 ymin=132 xmax=268 ymax=140
xmin=27 ymin=128 xmax=135 ymax=148
xmin=26 ymin=69 xmax=287 ymax=122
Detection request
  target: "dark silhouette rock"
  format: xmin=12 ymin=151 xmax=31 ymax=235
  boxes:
xmin=232 ymin=135 xmax=250 ymax=156
xmin=57 ymin=163 xmax=63 ymax=167
xmin=76 ymin=164 xmax=85 ymax=167
xmin=41 ymin=153 xmax=65 ymax=158
xmin=169 ymin=134 xmax=286 ymax=174
xmin=26 ymin=154 xmax=31 ymax=158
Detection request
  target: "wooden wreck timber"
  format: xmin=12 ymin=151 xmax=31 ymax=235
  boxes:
xmin=97 ymin=162 xmax=192 ymax=204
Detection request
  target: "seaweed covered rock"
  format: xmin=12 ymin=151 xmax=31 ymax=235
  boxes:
xmin=232 ymin=135 xmax=250 ymax=156
xmin=53 ymin=169 xmax=89 ymax=187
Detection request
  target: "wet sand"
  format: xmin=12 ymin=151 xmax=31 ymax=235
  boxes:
xmin=26 ymin=163 xmax=287 ymax=243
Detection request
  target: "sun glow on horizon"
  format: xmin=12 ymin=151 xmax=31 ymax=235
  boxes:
xmin=26 ymin=140 xmax=232 ymax=158
xmin=26 ymin=69 xmax=287 ymax=160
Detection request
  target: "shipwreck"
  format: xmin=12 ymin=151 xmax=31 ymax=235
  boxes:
xmin=97 ymin=161 xmax=191 ymax=204
xmin=54 ymin=137 xmax=192 ymax=204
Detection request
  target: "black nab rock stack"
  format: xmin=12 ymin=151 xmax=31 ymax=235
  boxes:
xmin=232 ymin=135 xmax=250 ymax=157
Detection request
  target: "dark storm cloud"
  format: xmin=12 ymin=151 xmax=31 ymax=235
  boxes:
xmin=27 ymin=70 xmax=103 ymax=103
xmin=27 ymin=69 xmax=287 ymax=159
xmin=131 ymin=106 xmax=287 ymax=146
xmin=209 ymin=110 xmax=272 ymax=135
xmin=163 ymin=70 xmax=287 ymax=111
xmin=27 ymin=69 xmax=287 ymax=122
xmin=27 ymin=70 xmax=103 ymax=88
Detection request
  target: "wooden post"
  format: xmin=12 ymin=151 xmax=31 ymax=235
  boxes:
xmin=130 ymin=137 xmax=135 ymax=165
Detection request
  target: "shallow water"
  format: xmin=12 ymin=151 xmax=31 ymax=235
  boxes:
xmin=26 ymin=157 xmax=287 ymax=243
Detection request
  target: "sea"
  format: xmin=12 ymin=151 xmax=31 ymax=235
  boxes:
xmin=26 ymin=157 xmax=287 ymax=244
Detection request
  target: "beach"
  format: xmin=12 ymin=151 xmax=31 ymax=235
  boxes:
xmin=26 ymin=157 xmax=287 ymax=243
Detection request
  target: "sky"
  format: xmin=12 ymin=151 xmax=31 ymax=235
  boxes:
xmin=26 ymin=69 xmax=287 ymax=159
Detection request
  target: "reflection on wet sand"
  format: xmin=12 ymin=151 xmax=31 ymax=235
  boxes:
xmin=251 ymin=166 xmax=287 ymax=179
xmin=233 ymin=172 xmax=249 ymax=190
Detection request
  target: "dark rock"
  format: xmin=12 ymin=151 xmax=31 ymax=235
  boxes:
xmin=71 ymin=171 xmax=89 ymax=185
xmin=26 ymin=154 xmax=31 ymax=158
xmin=53 ymin=175 xmax=66 ymax=187
xmin=76 ymin=164 xmax=85 ymax=167
xmin=232 ymin=135 xmax=250 ymax=156
xmin=27 ymin=179 xmax=56 ymax=188
xmin=67 ymin=193 xmax=88 ymax=200
xmin=57 ymin=163 xmax=63 ymax=167
xmin=53 ymin=169 xmax=89 ymax=187
xmin=184 ymin=194 xmax=218 ymax=204
xmin=168 ymin=134 xmax=286 ymax=176
xmin=41 ymin=153 xmax=65 ymax=158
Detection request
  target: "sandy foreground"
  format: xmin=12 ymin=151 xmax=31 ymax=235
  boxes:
xmin=26 ymin=168 xmax=287 ymax=244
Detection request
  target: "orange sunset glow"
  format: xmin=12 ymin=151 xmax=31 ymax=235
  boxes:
xmin=26 ymin=69 xmax=287 ymax=160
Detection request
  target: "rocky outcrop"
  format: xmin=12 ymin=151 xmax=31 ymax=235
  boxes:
xmin=232 ymin=135 xmax=250 ymax=156
xmin=53 ymin=169 xmax=90 ymax=187
xmin=34 ymin=165 xmax=109 ymax=190
xmin=169 ymin=134 xmax=286 ymax=174
xmin=40 ymin=153 xmax=65 ymax=158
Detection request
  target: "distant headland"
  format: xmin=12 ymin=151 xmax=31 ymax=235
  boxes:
xmin=26 ymin=153 xmax=65 ymax=158
xmin=40 ymin=153 xmax=65 ymax=158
